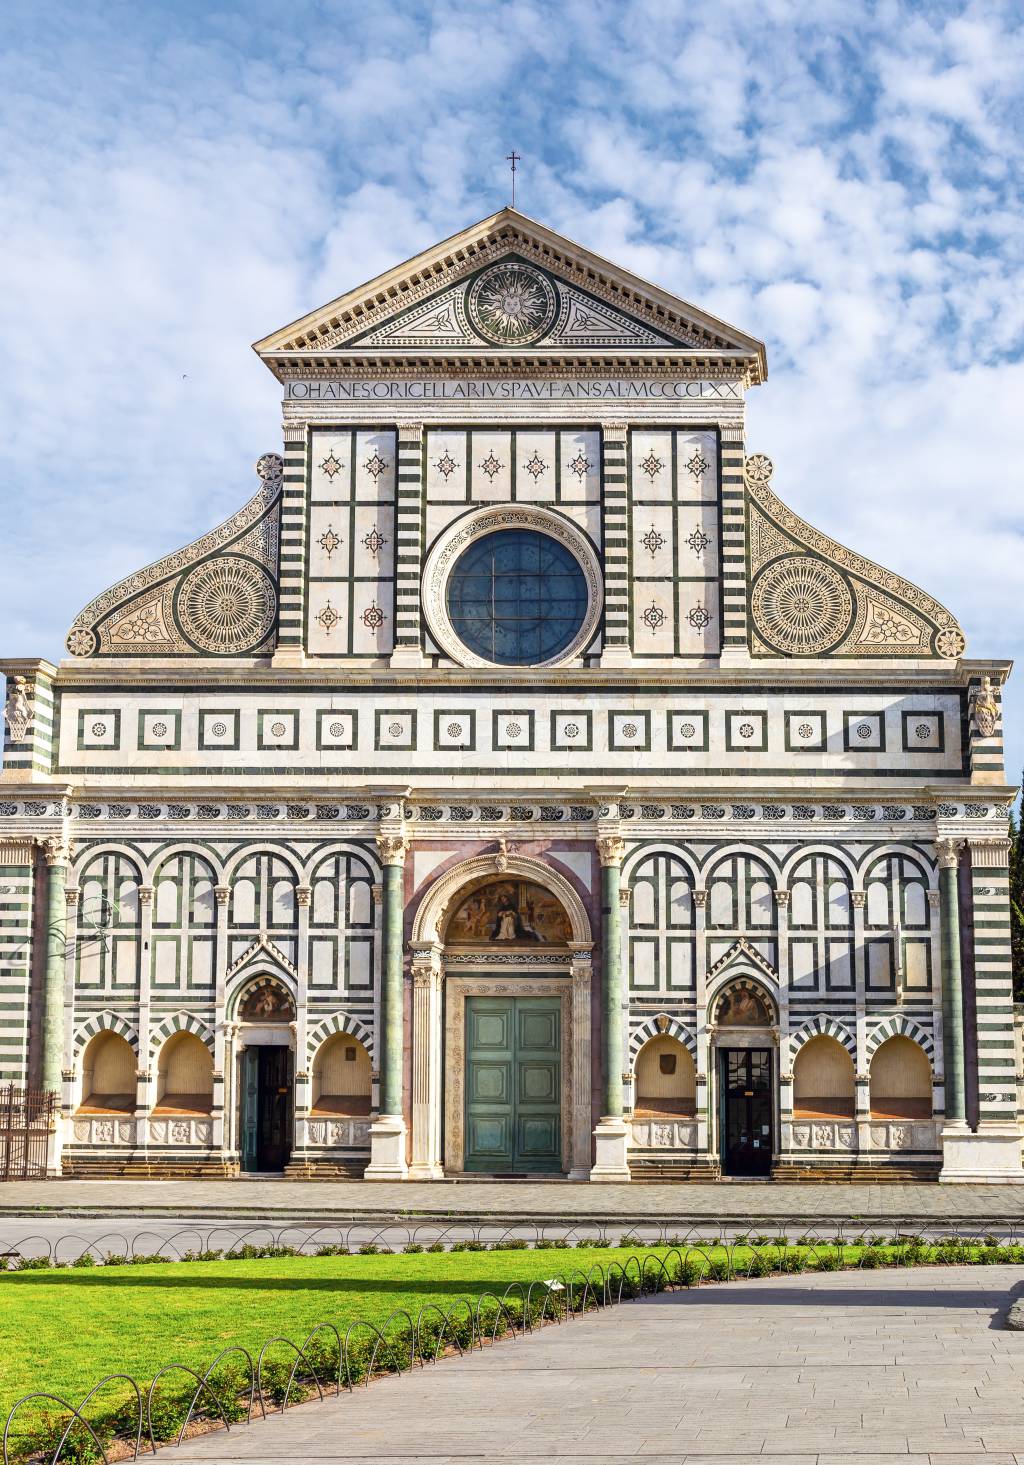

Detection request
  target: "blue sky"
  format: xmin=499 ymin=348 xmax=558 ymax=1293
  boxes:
xmin=3 ymin=0 xmax=1022 ymax=784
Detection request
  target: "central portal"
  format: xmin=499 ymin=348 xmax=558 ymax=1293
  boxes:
xmin=463 ymin=996 xmax=562 ymax=1174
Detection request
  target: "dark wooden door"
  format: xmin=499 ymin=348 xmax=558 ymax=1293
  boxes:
xmin=720 ymin=1049 xmax=773 ymax=1176
xmin=464 ymin=997 xmax=561 ymax=1174
xmin=257 ymin=1046 xmax=292 ymax=1170
xmin=241 ymin=1046 xmax=292 ymax=1172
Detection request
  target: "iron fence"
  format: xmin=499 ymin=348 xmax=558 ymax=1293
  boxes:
xmin=0 ymin=1088 xmax=55 ymax=1180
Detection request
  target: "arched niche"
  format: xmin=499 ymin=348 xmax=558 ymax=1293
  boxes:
xmin=634 ymin=1035 xmax=696 ymax=1118
xmin=78 ymin=1031 xmax=136 ymax=1114
xmin=154 ymin=1032 xmax=214 ymax=1115
xmin=412 ymin=852 xmax=591 ymax=948
xmin=711 ymin=978 xmax=775 ymax=1031
xmin=443 ymin=875 xmax=573 ymax=947
xmin=793 ymin=1036 xmax=855 ymax=1120
xmin=870 ymin=1036 xmax=932 ymax=1120
xmin=311 ymin=1033 xmax=372 ymax=1117
xmin=234 ymin=975 xmax=296 ymax=1025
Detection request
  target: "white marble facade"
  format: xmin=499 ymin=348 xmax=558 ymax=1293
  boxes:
xmin=1 ymin=209 xmax=1018 ymax=1182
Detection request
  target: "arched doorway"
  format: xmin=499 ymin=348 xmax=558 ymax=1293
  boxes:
xmin=409 ymin=851 xmax=594 ymax=1179
xmin=709 ymin=977 xmax=777 ymax=1177
xmin=233 ymin=976 xmax=296 ymax=1173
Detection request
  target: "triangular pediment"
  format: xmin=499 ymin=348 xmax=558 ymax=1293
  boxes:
xmin=706 ymin=938 xmax=778 ymax=984
xmin=253 ymin=209 xmax=766 ymax=376
xmin=225 ymin=935 xmax=297 ymax=981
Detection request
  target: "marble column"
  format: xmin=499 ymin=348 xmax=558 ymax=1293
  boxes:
xmin=938 ymin=838 xmax=966 ymax=1126
xmin=41 ymin=836 xmax=73 ymax=1097
xmin=365 ymin=832 xmax=408 ymax=1178
xmin=591 ymin=834 xmax=630 ymax=1180
xmin=569 ymin=944 xmax=594 ymax=1179
xmin=408 ymin=940 xmax=442 ymax=1178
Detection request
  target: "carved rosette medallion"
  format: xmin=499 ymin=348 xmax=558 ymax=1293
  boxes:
xmin=466 ymin=262 xmax=558 ymax=346
xmin=751 ymin=555 xmax=853 ymax=655
xmin=175 ymin=555 xmax=277 ymax=654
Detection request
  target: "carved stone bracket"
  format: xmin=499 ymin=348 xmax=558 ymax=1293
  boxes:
xmin=296 ymin=884 xmax=312 ymax=907
xmin=214 ymin=885 xmax=231 ymax=905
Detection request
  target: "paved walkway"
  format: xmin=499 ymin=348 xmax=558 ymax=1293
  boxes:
xmin=169 ymin=1265 xmax=1024 ymax=1463
xmin=3 ymin=1178 xmax=1024 ymax=1222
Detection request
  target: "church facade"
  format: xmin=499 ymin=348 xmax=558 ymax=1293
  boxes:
xmin=1 ymin=209 xmax=1019 ymax=1183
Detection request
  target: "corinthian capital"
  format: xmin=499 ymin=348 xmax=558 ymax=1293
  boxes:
xmin=376 ymin=833 xmax=409 ymax=867
xmin=42 ymin=835 xmax=75 ymax=867
xmin=936 ymin=837 xmax=964 ymax=870
xmin=596 ymin=835 xmax=625 ymax=868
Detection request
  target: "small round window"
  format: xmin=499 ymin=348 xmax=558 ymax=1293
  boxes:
xmin=445 ymin=528 xmax=589 ymax=666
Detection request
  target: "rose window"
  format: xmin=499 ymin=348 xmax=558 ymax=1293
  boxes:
xmin=445 ymin=528 xmax=589 ymax=666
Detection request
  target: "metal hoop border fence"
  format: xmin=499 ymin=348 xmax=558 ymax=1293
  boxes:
xmin=4 ymin=1228 xmax=1023 ymax=1465
xmin=3 ymin=1214 xmax=1022 ymax=1268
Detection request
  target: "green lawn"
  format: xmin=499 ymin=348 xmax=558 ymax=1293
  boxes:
xmin=0 ymin=1245 xmax=665 ymax=1416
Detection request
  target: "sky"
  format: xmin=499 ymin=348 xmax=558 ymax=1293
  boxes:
xmin=2 ymin=0 xmax=1023 ymax=785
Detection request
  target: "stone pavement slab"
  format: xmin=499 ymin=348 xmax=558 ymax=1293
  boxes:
xmin=160 ymin=1264 xmax=1024 ymax=1463
xmin=3 ymin=1176 xmax=1024 ymax=1225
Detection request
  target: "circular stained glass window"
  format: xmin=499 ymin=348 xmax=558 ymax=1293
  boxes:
xmin=445 ymin=529 xmax=589 ymax=666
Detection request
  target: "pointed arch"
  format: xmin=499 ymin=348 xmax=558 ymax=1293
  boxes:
xmin=149 ymin=1011 xmax=215 ymax=1056
xmin=307 ymin=1012 xmax=376 ymax=1063
xmin=629 ymin=1015 xmax=696 ymax=1061
xmin=790 ymin=1015 xmax=856 ymax=1060
xmin=73 ymin=1010 xmax=139 ymax=1057
xmin=866 ymin=1015 xmax=935 ymax=1060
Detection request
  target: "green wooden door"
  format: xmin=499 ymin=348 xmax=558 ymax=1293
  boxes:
xmin=464 ymin=996 xmax=561 ymax=1173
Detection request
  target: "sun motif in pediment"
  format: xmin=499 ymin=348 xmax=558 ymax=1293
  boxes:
xmin=467 ymin=262 xmax=558 ymax=346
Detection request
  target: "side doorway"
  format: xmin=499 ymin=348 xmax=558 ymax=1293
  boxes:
xmin=240 ymin=1045 xmax=293 ymax=1172
xmin=719 ymin=1048 xmax=773 ymax=1177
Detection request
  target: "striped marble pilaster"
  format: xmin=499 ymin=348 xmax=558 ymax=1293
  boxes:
xmin=599 ymin=424 xmax=630 ymax=666
xmin=391 ymin=424 xmax=425 ymax=667
xmin=720 ymin=427 xmax=748 ymax=653
xmin=968 ymin=675 xmax=1005 ymax=782
xmin=967 ymin=837 xmax=1017 ymax=1126
xmin=2 ymin=671 xmax=54 ymax=777
xmin=273 ymin=426 xmax=309 ymax=664
xmin=0 ymin=841 xmax=35 ymax=1083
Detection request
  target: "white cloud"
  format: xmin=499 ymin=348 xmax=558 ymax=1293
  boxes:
xmin=0 ymin=0 xmax=1021 ymax=781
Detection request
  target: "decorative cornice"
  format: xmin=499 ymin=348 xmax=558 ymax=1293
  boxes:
xmin=253 ymin=209 xmax=766 ymax=374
